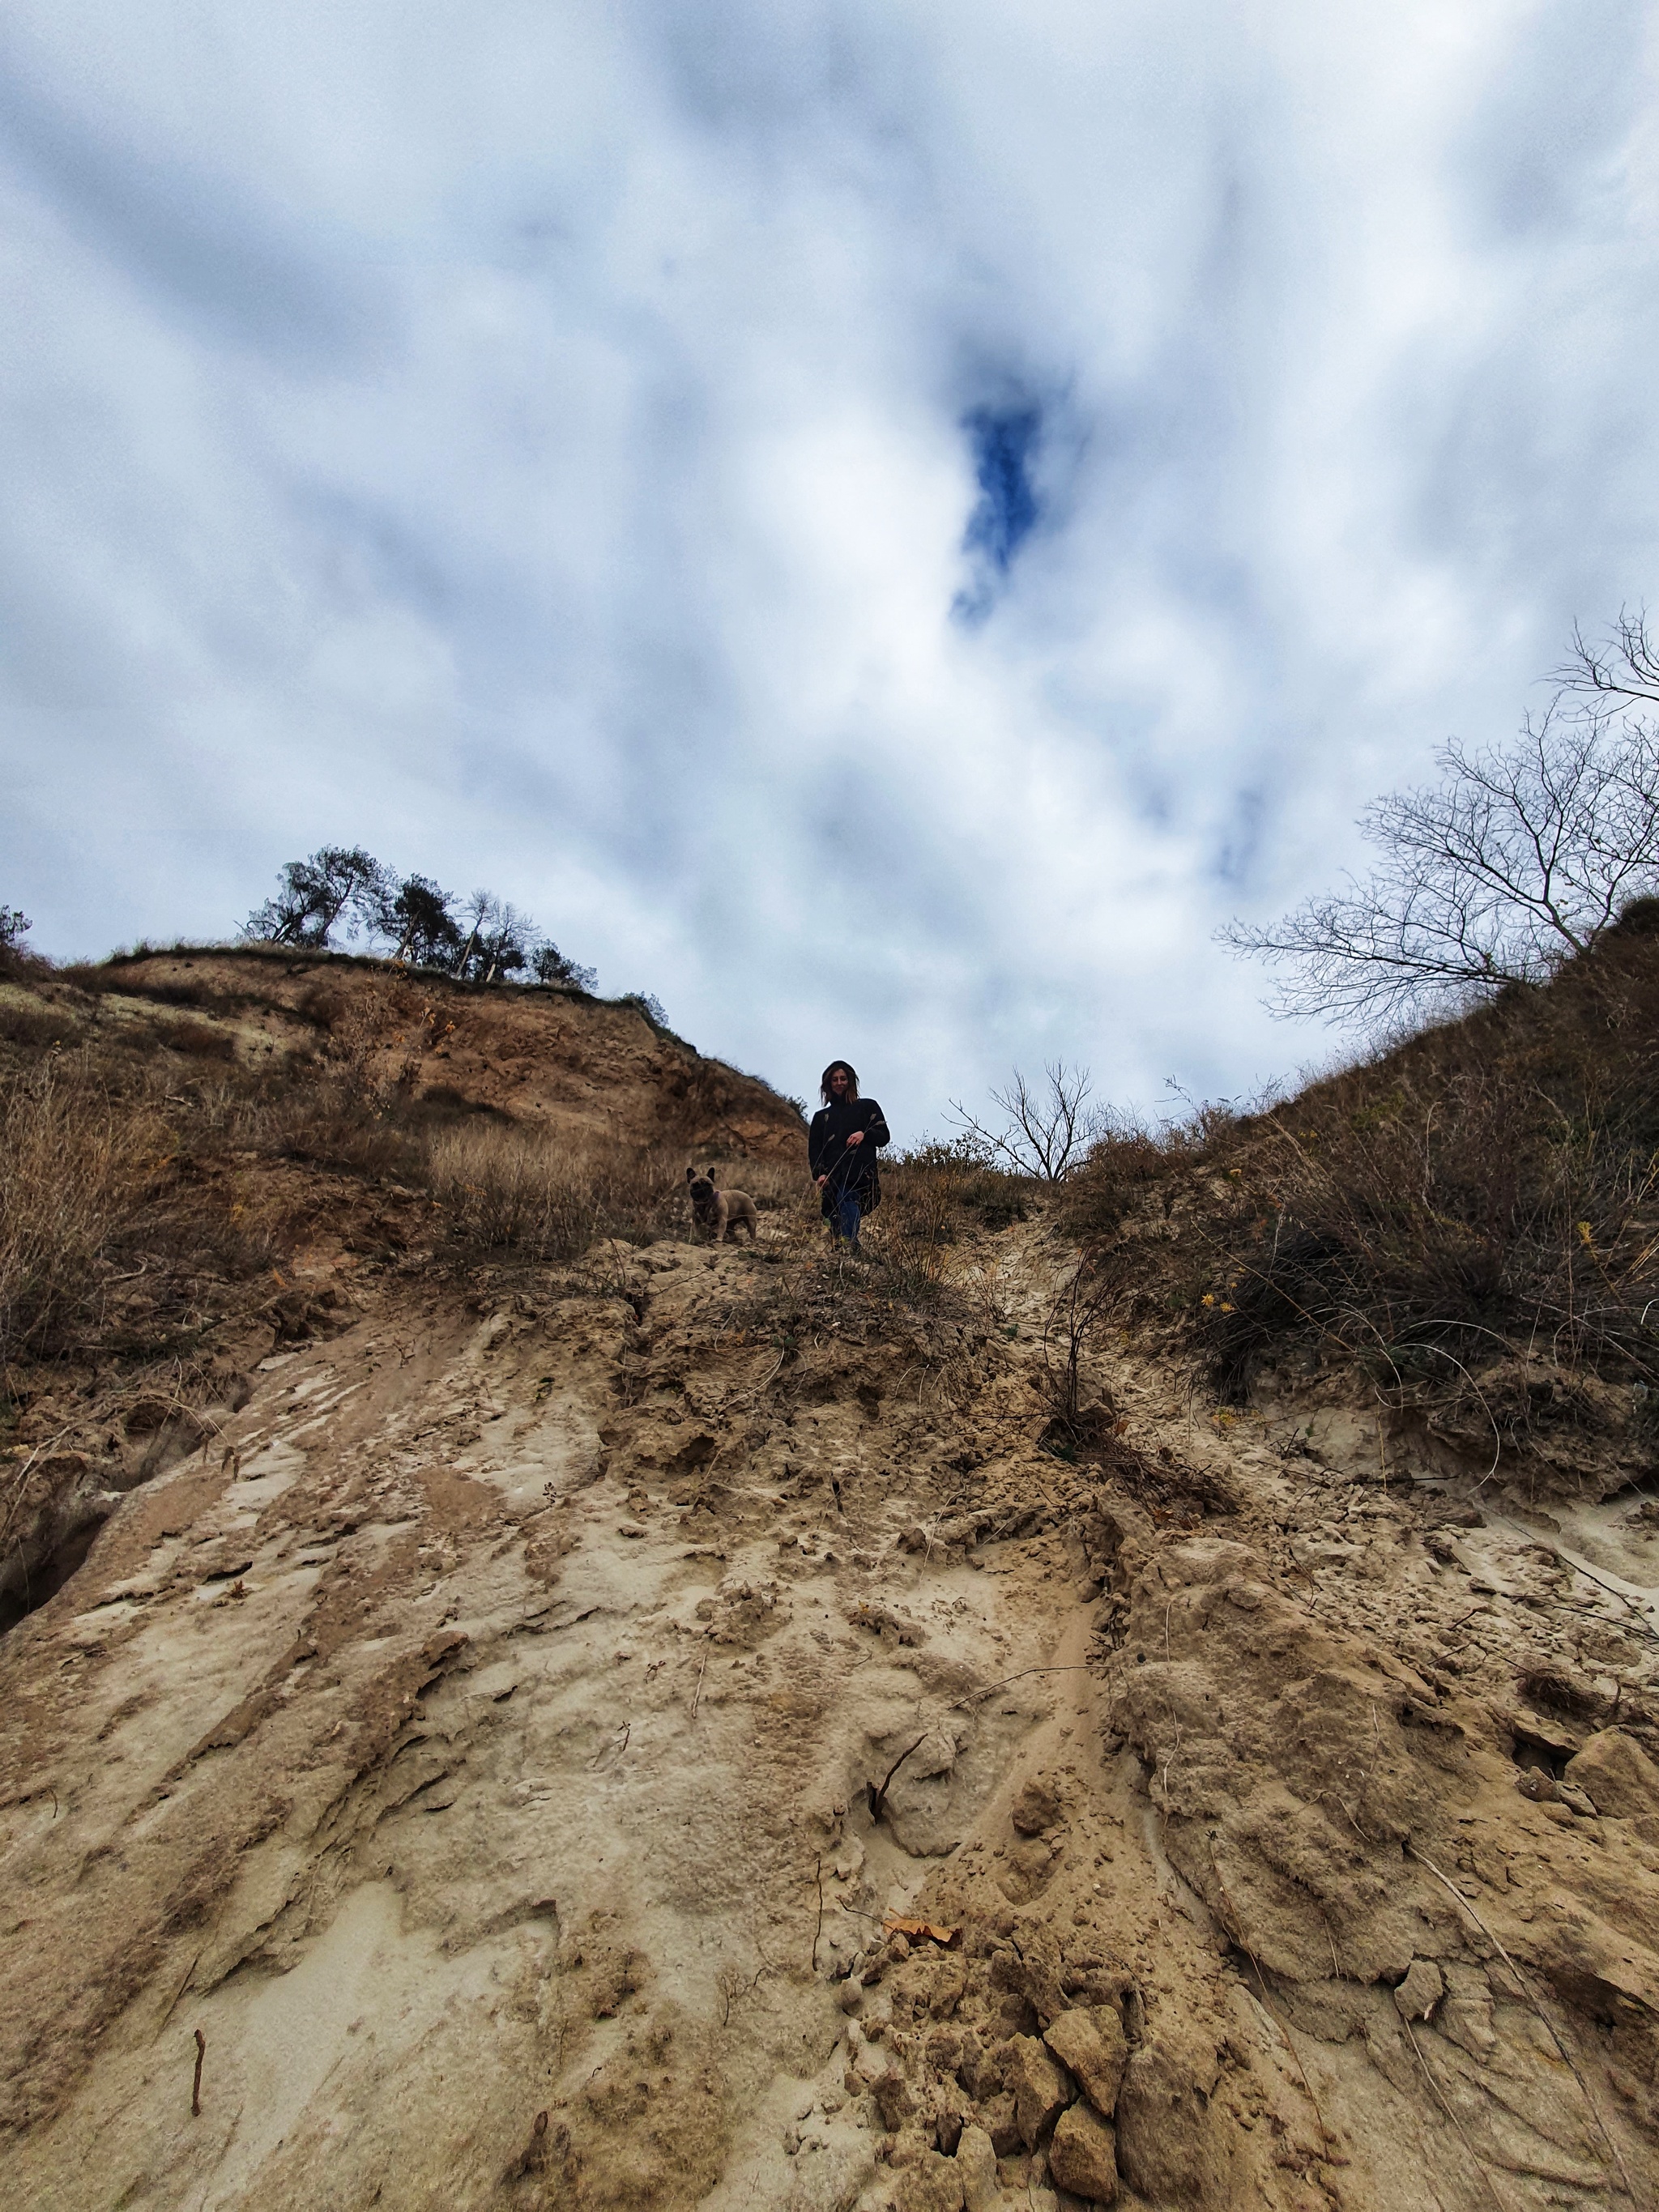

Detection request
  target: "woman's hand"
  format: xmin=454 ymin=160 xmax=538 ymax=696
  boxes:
xmin=816 ymin=1174 xmax=829 ymax=1187
xmin=844 ymin=1130 xmax=864 ymax=1147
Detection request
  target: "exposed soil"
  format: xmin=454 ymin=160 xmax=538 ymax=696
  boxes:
xmin=3 ymin=1200 xmax=1658 ymax=2210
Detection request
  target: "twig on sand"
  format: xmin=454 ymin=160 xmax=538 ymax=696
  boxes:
xmin=190 ymin=2029 xmax=206 ymax=2117
xmin=1400 ymin=2015 xmax=1513 ymax=2212
xmin=868 ymin=1734 xmax=930 ymax=1825
xmin=812 ymin=1854 xmax=825 ymax=1973
xmin=689 ymin=1635 xmax=710 ymax=1720
xmin=1407 ymin=1845 xmax=1635 ymax=2203
xmin=1205 ymin=1836 xmax=1333 ymax=2170
xmin=156 ymin=1950 xmax=202 ymax=2038
xmin=952 ymin=1665 xmax=1091 ymax=1710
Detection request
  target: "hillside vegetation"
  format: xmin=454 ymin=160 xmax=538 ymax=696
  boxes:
xmin=1067 ymin=902 xmax=1659 ymax=1500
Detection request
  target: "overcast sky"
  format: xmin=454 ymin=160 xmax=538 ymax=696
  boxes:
xmin=6 ymin=2 xmax=1659 ymax=1138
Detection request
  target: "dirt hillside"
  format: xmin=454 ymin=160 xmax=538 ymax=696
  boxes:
xmin=2 ymin=962 xmax=1658 ymax=2212
xmin=2 ymin=946 xmax=804 ymax=1160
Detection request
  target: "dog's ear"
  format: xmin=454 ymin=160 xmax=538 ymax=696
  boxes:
xmin=685 ymin=1166 xmax=697 ymax=1183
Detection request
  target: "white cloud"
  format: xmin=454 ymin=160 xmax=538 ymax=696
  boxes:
xmin=5 ymin=2 xmax=1659 ymax=1137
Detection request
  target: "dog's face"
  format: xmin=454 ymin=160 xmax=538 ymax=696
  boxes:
xmin=685 ymin=1166 xmax=719 ymax=1219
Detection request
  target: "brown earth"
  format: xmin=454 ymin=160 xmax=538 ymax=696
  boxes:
xmin=2 ymin=975 xmax=1658 ymax=2211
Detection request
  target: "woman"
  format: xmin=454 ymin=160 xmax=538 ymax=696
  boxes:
xmin=808 ymin=1060 xmax=890 ymax=1252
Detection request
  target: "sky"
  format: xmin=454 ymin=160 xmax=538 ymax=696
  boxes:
xmin=6 ymin=2 xmax=1659 ymax=1140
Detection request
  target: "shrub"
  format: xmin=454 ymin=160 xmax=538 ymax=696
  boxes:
xmin=0 ymin=999 xmax=78 ymax=1051
xmin=157 ymin=1017 xmax=237 ymax=1061
xmin=244 ymin=1077 xmax=422 ymax=1181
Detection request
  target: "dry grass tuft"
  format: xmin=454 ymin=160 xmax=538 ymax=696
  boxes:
xmin=425 ymin=1124 xmax=685 ymax=1258
xmin=0 ymin=1061 xmax=169 ymax=1368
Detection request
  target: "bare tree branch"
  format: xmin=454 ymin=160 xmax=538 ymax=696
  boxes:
xmin=1219 ymin=643 xmax=1659 ymax=1028
xmin=947 ymin=1062 xmax=1104 ymax=1181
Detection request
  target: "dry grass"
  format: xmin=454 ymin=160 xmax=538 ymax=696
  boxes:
xmin=719 ymin=1148 xmax=1033 ymax=1380
xmin=0 ymin=1060 xmax=171 ymax=1369
xmin=864 ymin=1149 xmax=1003 ymax=1298
xmin=424 ymin=1124 xmax=687 ymax=1258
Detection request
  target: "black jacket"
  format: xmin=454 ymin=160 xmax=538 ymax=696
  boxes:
xmin=808 ymin=1096 xmax=890 ymax=1216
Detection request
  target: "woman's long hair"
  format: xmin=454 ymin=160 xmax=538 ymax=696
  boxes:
xmin=819 ymin=1060 xmax=859 ymax=1104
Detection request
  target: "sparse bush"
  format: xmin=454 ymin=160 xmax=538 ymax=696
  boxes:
xmin=617 ymin=990 xmax=671 ymax=1033
xmin=1061 ymin=1113 xmax=1200 ymax=1240
xmin=1089 ymin=916 xmax=1659 ymax=1433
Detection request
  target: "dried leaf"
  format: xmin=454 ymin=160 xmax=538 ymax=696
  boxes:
xmin=882 ymin=1913 xmax=961 ymax=1948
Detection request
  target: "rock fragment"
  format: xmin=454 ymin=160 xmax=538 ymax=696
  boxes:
xmin=1393 ymin=1958 xmax=1444 ymax=2022
xmin=895 ymin=2150 xmax=966 ymax=2212
xmin=1564 ymin=1728 xmax=1659 ymax=1819
xmin=1011 ymin=1778 xmax=1062 ymax=1835
xmin=1048 ymin=2100 xmax=1119 ymax=2202
xmin=953 ymin=2123 xmax=1000 ymax=2212
xmin=1043 ymin=2007 xmax=1128 ymax=2114
xmin=1006 ymin=2035 xmax=1070 ymax=2146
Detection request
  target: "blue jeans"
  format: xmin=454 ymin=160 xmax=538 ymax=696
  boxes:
xmin=832 ymin=1191 xmax=864 ymax=1246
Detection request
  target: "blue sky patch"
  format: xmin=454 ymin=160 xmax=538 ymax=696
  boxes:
xmin=955 ymin=403 xmax=1041 ymax=618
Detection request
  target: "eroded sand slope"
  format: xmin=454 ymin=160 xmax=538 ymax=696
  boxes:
xmin=2 ymin=1221 xmax=1657 ymax=2211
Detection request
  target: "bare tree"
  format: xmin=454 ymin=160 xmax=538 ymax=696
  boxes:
xmin=1220 ymin=637 xmax=1659 ymax=1027
xmin=450 ymin=889 xmax=500 ymax=980
xmin=476 ymin=903 xmax=535 ymax=985
xmin=947 ymin=1061 xmax=1104 ymax=1181
xmin=449 ymin=893 xmax=540 ymax=984
xmin=1554 ymin=603 xmax=1659 ymax=714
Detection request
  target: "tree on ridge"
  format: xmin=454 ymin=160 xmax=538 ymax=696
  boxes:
xmin=243 ymin=847 xmax=385 ymax=948
xmin=244 ymin=851 xmax=596 ymax=990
